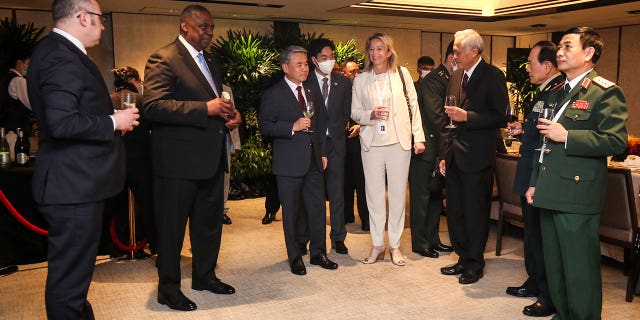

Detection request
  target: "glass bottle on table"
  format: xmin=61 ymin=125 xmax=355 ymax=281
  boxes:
xmin=0 ymin=128 xmax=10 ymax=168
xmin=15 ymin=128 xmax=30 ymax=167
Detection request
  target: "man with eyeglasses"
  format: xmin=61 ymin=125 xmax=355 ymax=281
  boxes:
xmin=27 ymin=0 xmax=140 ymax=319
xmin=143 ymin=4 xmax=241 ymax=312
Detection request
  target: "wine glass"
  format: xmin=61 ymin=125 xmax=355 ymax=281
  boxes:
xmin=120 ymin=90 xmax=136 ymax=110
xmin=534 ymin=104 xmax=555 ymax=154
xmin=505 ymin=105 xmax=517 ymax=141
xmin=444 ymin=95 xmax=457 ymax=129
xmin=302 ymin=100 xmax=314 ymax=133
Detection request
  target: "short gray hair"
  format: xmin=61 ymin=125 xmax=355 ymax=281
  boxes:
xmin=454 ymin=29 xmax=484 ymax=54
xmin=279 ymin=46 xmax=307 ymax=65
xmin=52 ymin=0 xmax=92 ymax=22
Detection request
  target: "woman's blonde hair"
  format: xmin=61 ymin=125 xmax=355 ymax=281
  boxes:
xmin=363 ymin=33 xmax=398 ymax=72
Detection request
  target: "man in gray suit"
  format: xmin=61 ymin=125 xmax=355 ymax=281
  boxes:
xmin=143 ymin=5 xmax=241 ymax=311
xmin=259 ymin=46 xmax=338 ymax=276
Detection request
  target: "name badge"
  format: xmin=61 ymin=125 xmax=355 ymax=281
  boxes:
xmin=378 ymin=121 xmax=386 ymax=135
xmin=532 ymin=101 xmax=544 ymax=113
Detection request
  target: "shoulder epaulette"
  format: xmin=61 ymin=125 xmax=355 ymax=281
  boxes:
xmin=592 ymin=76 xmax=615 ymax=89
xmin=547 ymin=82 xmax=564 ymax=92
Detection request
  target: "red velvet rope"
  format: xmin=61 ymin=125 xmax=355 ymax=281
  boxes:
xmin=0 ymin=189 xmax=48 ymax=236
xmin=109 ymin=217 xmax=147 ymax=251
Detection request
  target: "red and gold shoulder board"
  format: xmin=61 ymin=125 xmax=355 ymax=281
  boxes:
xmin=592 ymin=76 xmax=615 ymax=89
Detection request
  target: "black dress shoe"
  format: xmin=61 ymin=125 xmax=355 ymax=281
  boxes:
xmin=361 ymin=222 xmax=370 ymax=231
xmin=433 ymin=243 xmax=454 ymax=252
xmin=523 ymin=301 xmax=555 ymax=317
xmin=332 ymin=241 xmax=349 ymax=254
xmin=158 ymin=290 xmax=197 ymax=311
xmin=261 ymin=212 xmax=276 ymax=224
xmin=290 ymin=257 xmax=307 ymax=275
xmin=506 ymin=285 xmax=539 ymax=298
xmin=459 ymin=271 xmax=484 ymax=284
xmin=440 ymin=263 xmax=464 ymax=275
xmin=192 ymin=279 xmax=235 ymax=294
xmin=223 ymin=214 xmax=232 ymax=225
xmin=298 ymin=243 xmax=308 ymax=256
xmin=413 ymin=248 xmax=439 ymax=258
xmin=310 ymin=253 xmax=338 ymax=270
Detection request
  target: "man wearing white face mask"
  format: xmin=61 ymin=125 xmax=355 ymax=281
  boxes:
xmin=303 ymin=38 xmax=352 ymax=255
xmin=414 ymin=56 xmax=435 ymax=89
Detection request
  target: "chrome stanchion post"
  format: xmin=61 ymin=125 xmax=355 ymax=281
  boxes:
xmin=117 ymin=187 xmax=148 ymax=261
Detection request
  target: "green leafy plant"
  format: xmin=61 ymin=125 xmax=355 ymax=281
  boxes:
xmin=334 ymin=39 xmax=365 ymax=68
xmin=0 ymin=17 xmax=45 ymax=70
xmin=506 ymin=50 xmax=537 ymax=116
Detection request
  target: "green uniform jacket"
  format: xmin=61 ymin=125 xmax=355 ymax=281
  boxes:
xmin=529 ymin=70 xmax=628 ymax=214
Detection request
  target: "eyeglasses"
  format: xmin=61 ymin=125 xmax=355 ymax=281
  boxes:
xmin=77 ymin=11 xmax=107 ymax=25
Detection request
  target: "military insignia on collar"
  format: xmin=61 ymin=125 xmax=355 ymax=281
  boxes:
xmin=592 ymin=76 xmax=615 ymax=89
xmin=532 ymin=101 xmax=544 ymax=113
xmin=581 ymin=78 xmax=590 ymax=90
xmin=572 ymin=100 xmax=589 ymax=110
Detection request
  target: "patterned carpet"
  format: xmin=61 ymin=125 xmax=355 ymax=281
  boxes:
xmin=1 ymin=197 xmax=638 ymax=319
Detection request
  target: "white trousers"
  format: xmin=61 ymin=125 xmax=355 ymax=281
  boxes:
xmin=360 ymin=143 xmax=411 ymax=248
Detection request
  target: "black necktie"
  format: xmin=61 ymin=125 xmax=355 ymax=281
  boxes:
xmin=322 ymin=78 xmax=329 ymax=107
xmin=563 ymin=83 xmax=571 ymax=97
xmin=461 ymin=73 xmax=469 ymax=90
xmin=296 ymin=86 xmax=306 ymax=110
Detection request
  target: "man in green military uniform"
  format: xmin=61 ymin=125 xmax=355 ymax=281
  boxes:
xmin=409 ymin=41 xmax=456 ymax=258
xmin=526 ymin=27 xmax=628 ymax=320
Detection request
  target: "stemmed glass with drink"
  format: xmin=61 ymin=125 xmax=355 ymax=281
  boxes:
xmin=444 ymin=95 xmax=457 ymax=129
xmin=302 ymin=100 xmax=314 ymax=133
xmin=534 ymin=104 xmax=556 ymax=153
xmin=505 ymin=105 xmax=517 ymax=141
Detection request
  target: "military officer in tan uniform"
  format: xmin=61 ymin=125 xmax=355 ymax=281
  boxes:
xmin=526 ymin=27 xmax=628 ymax=320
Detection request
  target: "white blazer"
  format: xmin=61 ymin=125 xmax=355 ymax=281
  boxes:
xmin=351 ymin=66 xmax=425 ymax=152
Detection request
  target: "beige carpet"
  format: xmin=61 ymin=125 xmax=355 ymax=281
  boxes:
xmin=1 ymin=197 xmax=638 ymax=319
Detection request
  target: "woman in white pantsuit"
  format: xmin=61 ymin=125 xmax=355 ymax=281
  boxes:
xmin=351 ymin=33 xmax=426 ymax=266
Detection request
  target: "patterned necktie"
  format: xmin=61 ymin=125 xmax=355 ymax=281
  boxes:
xmin=322 ymin=77 xmax=329 ymax=107
xmin=196 ymin=53 xmax=219 ymax=97
xmin=461 ymin=73 xmax=469 ymax=91
xmin=296 ymin=86 xmax=306 ymax=110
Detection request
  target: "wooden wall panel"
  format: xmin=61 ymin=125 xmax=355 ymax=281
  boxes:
xmin=619 ymin=25 xmax=640 ymax=137
xmin=595 ymin=27 xmax=619 ymax=84
xmin=421 ymin=32 xmax=442 ymax=64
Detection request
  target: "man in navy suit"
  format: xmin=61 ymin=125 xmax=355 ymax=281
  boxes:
xmin=259 ymin=46 xmax=338 ymax=276
xmin=304 ymin=38 xmax=352 ymax=254
xmin=27 ymin=1 xmax=140 ymax=318
xmin=439 ymin=29 xmax=508 ymax=285
xmin=143 ymin=5 xmax=241 ymax=312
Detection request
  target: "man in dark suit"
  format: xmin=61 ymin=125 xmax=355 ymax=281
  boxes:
xmin=259 ymin=45 xmax=338 ymax=276
xmin=304 ymin=38 xmax=352 ymax=254
xmin=143 ymin=5 xmax=241 ymax=311
xmin=410 ymin=41 xmax=456 ymax=259
xmin=506 ymin=41 xmax=564 ymax=318
xmin=527 ymin=27 xmax=628 ymax=320
xmin=439 ymin=29 xmax=508 ymax=284
xmin=26 ymin=1 xmax=140 ymax=318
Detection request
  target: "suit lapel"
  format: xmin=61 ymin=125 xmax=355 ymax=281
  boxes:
xmin=175 ymin=39 xmax=218 ymax=98
xmin=48 ymin=32 xmax=111 ymax=113
xmin=279 ymin=79 xmax=303 ymax=114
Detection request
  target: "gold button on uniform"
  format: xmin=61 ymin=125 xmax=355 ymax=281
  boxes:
xmin=541 ymin=165 xmax=546 ymax=171
xmin=574 ymin=175 xmax=580 ymax=182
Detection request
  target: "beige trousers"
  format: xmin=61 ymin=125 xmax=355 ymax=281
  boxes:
xmin=360 ymin=143 xmax=411 ymax=248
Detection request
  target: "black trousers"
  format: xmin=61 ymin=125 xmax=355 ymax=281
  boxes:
xmin=520 ymin=196 xmax=553 ymax=305
xmin=325 ymin=138 xmax=346 ymax=241
xmin=277 ymin=162 xmax=326 ymax=262
xmin=154 ymin=166 xmax=224 ymax=296
xmin=40 ymin=202 xmax=104 ymax=320
xmin=264 ymin=173 xmax=281 ymax=215
xmin=409 ymin=158 xmax=443 ymax=251
xmin=445 ymin=160 xmax=494 ymax=273
xmin=343 ymin=136 xmax=368 ymax=224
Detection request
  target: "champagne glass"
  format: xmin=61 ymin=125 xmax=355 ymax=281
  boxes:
xmin=444 ymin=95 xmax=457 ymax=129
xmin=120 ymin=90 xmax=136 ymax=110
xmin=302 ymin=100 xmax=314 ymax=133
xmin=534 ymin=104 xmax=555 ymax=154
xmin=222 ymin=90 xmax=235 ymax=119
xmin=505 ymin=105 xmax=517 ymax=141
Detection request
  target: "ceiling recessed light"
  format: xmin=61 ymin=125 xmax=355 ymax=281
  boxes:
xmin=530 ymin=24 xmax=547 ymax=28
